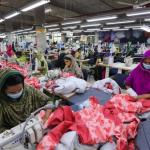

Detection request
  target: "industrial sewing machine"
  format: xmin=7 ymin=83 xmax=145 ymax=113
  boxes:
xmin=0 ymin=104 xmax=55 ymax=150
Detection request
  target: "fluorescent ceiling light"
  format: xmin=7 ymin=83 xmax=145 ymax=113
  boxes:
xmin=48 ymin=28 xmax=60 ymax=31
xmin=106 ymin=20 xmax=135 ymax=25
xmin=61 ymin=20 xmax=81 ymax=25
xmin=113 ymin=28 xmax=129 ymax=31
xmin=87 ymin=28 xmax=100 ymax=31
xmin=21 ymin=0 xmax=50 ymax=12
xmin=81 ymin=23 xmax=101 ymax=28
xmin=29 ymin=31 xmax=36 ymax=34
xmin=126 ymin=11 xmax=150 ymax=17
xmin=141 ymin=25 xmax=150 ymax=32
xmin=145 ymin=18 xmax=150 ymax=22
xmin=45 ymin=8 xmax=52 ymax=13
xmin=0 ymin=19 xmax=4 ymax=23
xmin=5 ymin=12 xmax=20 ymax=19
xmin=45 ymin=24 xmax=58 ymax=28
xmin=100 ymin=30 xmax=110 ymax=32
xmin=73 ymin=29 xmax=83 ymax=33
xmin=12 ymin=28 xmax=32 ymax=34
xmin=63 ymin=26 xmax=77 ymax=30
xmin=103 ymin=27 xmax=120 ymax=30
xmin=125 ymin=25 xmax=141 ymax=29
xmin=87 ymin=15 xmax=117 ymax=22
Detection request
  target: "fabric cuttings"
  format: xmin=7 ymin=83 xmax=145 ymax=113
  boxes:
xmin=92 ymin=78 xmax=121 ymax=95
xmin=37 ymin=94 xmax=150 ymax=150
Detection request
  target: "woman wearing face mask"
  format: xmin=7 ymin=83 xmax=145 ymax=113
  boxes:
xmin=63 ymin=54 xmax=83 ymax=78
xmin=125 ymin=50 xmax=150 ymax=99
xmin=0 ymin=68 xmax=51 ymax=133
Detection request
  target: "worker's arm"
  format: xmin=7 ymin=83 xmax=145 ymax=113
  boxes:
xmin=134 ymin=94 xmax=150 ymax=100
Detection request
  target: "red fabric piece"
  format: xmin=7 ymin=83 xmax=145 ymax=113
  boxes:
xmin=37 ymin=94 xmax=150 ymax=150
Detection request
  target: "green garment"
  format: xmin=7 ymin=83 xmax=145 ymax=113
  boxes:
xmin=35 ymin=52 xmax=48 ymax=75
xmin=0 ymin=68 xmax=49 ymax=133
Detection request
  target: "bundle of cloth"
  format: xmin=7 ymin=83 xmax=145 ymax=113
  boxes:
xmin=24 ymin=77 xmax=41 ymax=90
xmin=92 ymin=78 xmax=121 ymax=95
xmin=53 ymin=76 xmax=87 ymax=95
xmin=37 ymin=94 xmax=150 ymax=150
xmin=0 ymin=61 xmax=29 ymax=77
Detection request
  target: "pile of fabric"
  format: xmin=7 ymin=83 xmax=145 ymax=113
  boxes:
xmin=37 ymin=94 xmax=150 ymax=150
xmin=0 ymin=61 xmax=29 ymax=77
xmin=25 ymin=77 xmax=41 ymax=90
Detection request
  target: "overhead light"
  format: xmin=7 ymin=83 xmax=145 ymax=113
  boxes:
xmin=80 ymin=23 xmax=101 ymax=28
xmin=29 ymin=31 xmax=36 ymax=34
xmin=141 ymin=25 xmax=150 ymax=32
xmin=48 ymin=28 xmax=60 ymax=31
xmin=86 ymin=15 xmax=117 ymax=22
xmin=21 ymin=0 xmax=50 ymax=12
xmin=45 ymin=24 xmax=58 ymax=28
xmin=63 ymin=26 xmax=77 ymax=30
xmin=126 ymin=11 xmax=150 ymax=17
xmin=0 ymin=19 xmax=4 ymax=23
xmin=103 ymin=27 xmax=120 ymax=30
xmin=45 ymin=8 xmax=52 ymax=13
xmin=100 ymin=29 xmax=110 ymax=32
xmin=5 ymin=12 xmax=20 ymax=19
xmin=125 ymin=25 xmax=141 ymax=29
xmin=106 ymin=20 xmax=135 ymax=25
xmin=61 ymin=20 xmax=81 ymax=25
xmin=145 ymin=18 xmax=150 ymax=22
xmin=87 ymin=28 xmax=100 ymax=31
xmin=73 ymin=29 xmax=83 ymax=33
xmin=113 ymin=28 xmax=129 ymax=31
xmin=133 ymin=28 xmax=141 ymax=30
xmin=12 ymin=28 xmax=32 ymax=34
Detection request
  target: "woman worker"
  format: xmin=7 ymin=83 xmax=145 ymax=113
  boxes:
xmin=0 ymin=68 xmax=52 ymax=133
xmin=125 ymin=50 xmax=150 ymax=99
xmin=34 ymin=51 xmax=48 ymax=75
xmin=63 ymin=54 xmax=83 ymax=78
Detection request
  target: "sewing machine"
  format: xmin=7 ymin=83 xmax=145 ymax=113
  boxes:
xmin=0 ymin=104 xmax=55 ymax=150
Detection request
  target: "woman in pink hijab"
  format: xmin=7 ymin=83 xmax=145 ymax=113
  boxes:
xmin=125 ymin=50 xmax=150 ymax=99
xmin=6 ymin=45 xmax=14 ymax=57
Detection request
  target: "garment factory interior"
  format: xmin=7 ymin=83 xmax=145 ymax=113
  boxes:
xmin=0 ymin=0 xmax=150 ymax=150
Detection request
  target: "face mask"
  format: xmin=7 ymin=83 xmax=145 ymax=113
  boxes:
xmin=7 ymin=89 xmax=23 ymax=100
xmin=143 ymin=63 xmax=150 ymax=70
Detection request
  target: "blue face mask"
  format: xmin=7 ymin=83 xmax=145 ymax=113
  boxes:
xmin=7 ymin=89 xmax=23 ymax=100
xmin=143 ymin=63 xmax=150 ymax=70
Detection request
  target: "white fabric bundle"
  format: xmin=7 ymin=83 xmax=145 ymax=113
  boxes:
xmin=54 ymin=77 xmax=87 ymax=94
xmin=56 ymin=131 xmax=98 ymax=150
xmin=92 ymin=78 xmax=120 ymax=94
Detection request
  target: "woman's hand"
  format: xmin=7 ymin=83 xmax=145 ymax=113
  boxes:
xmin=133 ymin=94 xmax=150 ymax=100
xmin=42 ymin=109 xmax=52 ymax=124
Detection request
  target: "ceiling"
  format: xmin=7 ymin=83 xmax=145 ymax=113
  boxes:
xmin=0 ymin=0 xmax=150 ymax=33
